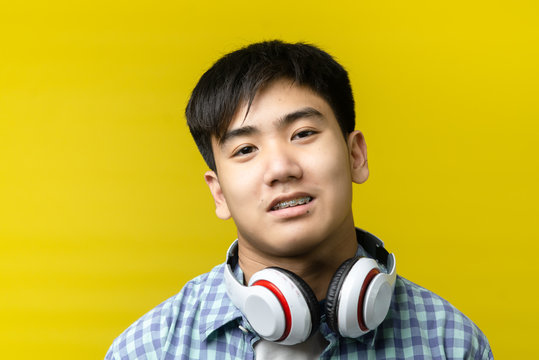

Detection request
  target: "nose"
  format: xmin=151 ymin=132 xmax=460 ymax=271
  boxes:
xmin=262 ymin=145 xmax=303 ymax=186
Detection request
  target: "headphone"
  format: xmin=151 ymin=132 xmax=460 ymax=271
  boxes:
xmin=223 ymin=229 xmax=397 ymax=345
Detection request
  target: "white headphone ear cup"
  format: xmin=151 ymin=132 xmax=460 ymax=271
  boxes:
xmin=249 ymin=268 xmax=318 ymax=345
xmin=329 ymin=257 xmax=385 ymax=338
xmin=362 ymin=274 xmax=393 ymax=329
xmin=268 ymin=267 xmax=320 ymax=338
xmin=242 ymin=281 xmax=288 ymax=340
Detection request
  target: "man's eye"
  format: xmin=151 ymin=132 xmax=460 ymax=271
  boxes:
xmin=234 ymin=146 xmax=255 ymax=156
xmin=293 ymin=130 xmax=317 ymax=139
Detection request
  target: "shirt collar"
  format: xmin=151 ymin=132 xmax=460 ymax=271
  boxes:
xmin=199 ymin=263 xmax=244 ymax=342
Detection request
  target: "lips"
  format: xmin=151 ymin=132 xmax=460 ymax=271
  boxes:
xmin=268 ymin=193 xmax=314 ymax=212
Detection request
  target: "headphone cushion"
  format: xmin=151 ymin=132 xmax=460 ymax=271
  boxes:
xmin=267 ymin=267 xmax=321 ymax=338
xmin=324 ymin=257 xmax=358 ymax=333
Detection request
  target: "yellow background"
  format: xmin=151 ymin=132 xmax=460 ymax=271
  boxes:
xmin=1 ymin=0 xmax=537 ymax=358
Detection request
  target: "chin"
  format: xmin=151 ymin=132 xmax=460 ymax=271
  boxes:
xmin=238 ymin=220 xmax=333 ymax=257
xmin=265 ymin=232 xmax=327 ymax=258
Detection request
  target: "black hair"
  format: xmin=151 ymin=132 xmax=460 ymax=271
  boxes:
xmin=185 ymin=40 xmax=355 ymax=171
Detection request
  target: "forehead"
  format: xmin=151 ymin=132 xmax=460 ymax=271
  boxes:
xmin=228 ymin=79 xmax=336 ymax=133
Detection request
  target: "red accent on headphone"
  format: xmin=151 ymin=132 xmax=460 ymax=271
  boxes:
xmin=357 ymin=268 xmax=381 ymax=331
xmin=252 ymin=279 xmax=292 ymax=341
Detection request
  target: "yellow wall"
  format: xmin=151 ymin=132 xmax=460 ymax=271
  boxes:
xmin=1 ymin=1 xmax=537 ymax=358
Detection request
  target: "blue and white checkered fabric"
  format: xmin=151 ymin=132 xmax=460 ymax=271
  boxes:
xmin=106 ymin=248 xmax=492 ymax=359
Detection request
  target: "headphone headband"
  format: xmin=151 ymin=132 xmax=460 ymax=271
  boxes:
xmin=355 ymin=229 xmax=396 ymax=287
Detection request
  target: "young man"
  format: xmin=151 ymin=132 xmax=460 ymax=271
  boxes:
xmin=106 ymin=40 xmax=492 ymax=359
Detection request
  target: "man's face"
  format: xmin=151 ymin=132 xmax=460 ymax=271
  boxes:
xmin=205 ymin=79 xmax=368 ymax=258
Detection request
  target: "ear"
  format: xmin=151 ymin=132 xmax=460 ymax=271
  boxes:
xmin=204 ymin=170 xmax=232 ymax=220
xmin=347 ymin=130 xmax=369 ymax=184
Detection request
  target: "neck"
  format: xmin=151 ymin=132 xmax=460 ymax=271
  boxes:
xmin=237 ymin=217 xmax=358 ymax=301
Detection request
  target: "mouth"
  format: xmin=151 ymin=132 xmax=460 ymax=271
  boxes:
xmin=270 ymin=196 xmax=313 ymax=211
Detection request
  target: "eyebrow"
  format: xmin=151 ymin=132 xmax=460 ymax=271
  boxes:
xmin=219 ymin=107 xmax=324 ymax=147
xmin=219 ymin=125 xmax=258 ymax=146
xmin=278 ymin=107 xmax=323 ymax=128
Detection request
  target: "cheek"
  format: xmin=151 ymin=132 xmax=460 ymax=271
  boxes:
xmin=220 ymin=168 xmax=262 ymax=213
xmin=308 ymin=140 xmax=352 ymax=182
xmin=305 ymin=141 xmax=353 ymax=204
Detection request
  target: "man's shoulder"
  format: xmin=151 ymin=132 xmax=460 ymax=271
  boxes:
xmin=393 ymin=276 xmax=474 ymax=324
xmin=386 ymin=276 xmax=493 ymax=359
xmin=105 ymin=263 xmax=230 ymax=359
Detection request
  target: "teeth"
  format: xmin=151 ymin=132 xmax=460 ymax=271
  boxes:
xmin=272 ymin=196 xmax=312 ymax=210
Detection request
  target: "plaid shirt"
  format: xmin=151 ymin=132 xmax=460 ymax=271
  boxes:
xmin=106 ymin=243 xmax=492 ymax=360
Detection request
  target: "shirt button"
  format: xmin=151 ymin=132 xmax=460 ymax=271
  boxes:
xmin=238 ymin=325 xmax=249 ymax=334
